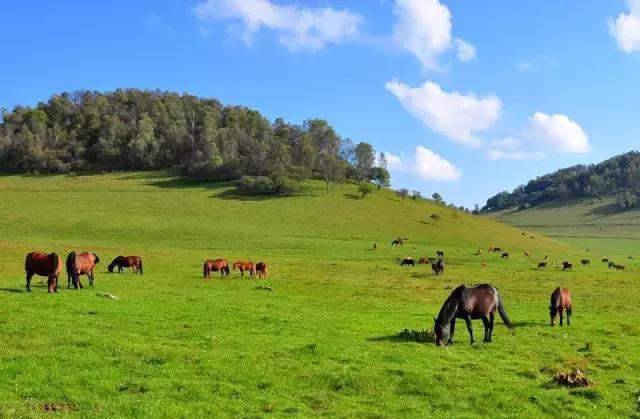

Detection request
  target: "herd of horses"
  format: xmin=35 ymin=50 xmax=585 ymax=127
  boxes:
xmin=24 ymin=251 xmax=267 ymax=293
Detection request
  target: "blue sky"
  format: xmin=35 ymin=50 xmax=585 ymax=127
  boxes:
xmin=2 ymin=0 xmax=640 ymax=207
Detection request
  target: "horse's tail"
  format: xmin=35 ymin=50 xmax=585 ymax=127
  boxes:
xmin=496 ymin=290 xmax=513 ymax=328
xmin=203 ymin=262 xmax=208 ymax=278
xmin=66 ymin=252 xmax=76 ymax=276
xmin=50 ymin=252 xmax=60 ymax=271
xmin=138 ymin=258 xmax=143 ymax=275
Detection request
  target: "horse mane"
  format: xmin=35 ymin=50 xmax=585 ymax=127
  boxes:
xmin=436 ymin=285 xmax=466 ymax=325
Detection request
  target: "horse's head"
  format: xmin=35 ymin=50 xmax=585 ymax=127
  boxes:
xmin=434 ymin=317 xmax=449 ymax=346
xmin=108 ymin=264 xmax=114 ymax=273
xmin=93 ymin=253 xmax=100 ymax=264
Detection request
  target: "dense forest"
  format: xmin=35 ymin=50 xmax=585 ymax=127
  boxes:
xmin=483 ymin=151 xmax=640 ymax=211
xmin=0 ymin=89 xmax=390 ymax=194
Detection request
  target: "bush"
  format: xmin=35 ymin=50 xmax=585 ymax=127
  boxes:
xmin=274 ymin=176 xmax=300 ymax=195
xmin=239 ymin=175 xmax=299 ymax=196
xmin=358 ymin=183 xmax=373 ymax=198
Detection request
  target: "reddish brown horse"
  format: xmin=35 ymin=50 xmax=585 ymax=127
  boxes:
xmin=233 ymin=261 xmax=255 ymax=278
xmin=434 ymin=284 xmax=513 ymax=346
xmin=108 ymin=256 xmax=143 ymax=274
xmin=203 ymin=259 xmax=230 ymax=278
xmin=550 ymin=287 xmax=572 ymax=326
xmin=25 ymin=252 xmax=62 ymax=293
xmin=66 ymin=252 xmax=100 ymax=289
xmin=255 ymin=262 xmax=268 ymax=279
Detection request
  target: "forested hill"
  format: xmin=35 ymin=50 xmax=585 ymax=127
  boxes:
xmin=0 ymin=89 xmax=390 ymax=193
xmin=483 ymin=151 xmax=640 ymax=211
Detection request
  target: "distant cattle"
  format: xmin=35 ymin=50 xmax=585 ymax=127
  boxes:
xmin=613 ymin=264 xmax=626 ymax=271
xmin=373 ymin=243 xmax=377 ymax=251
xmin=501 ymin=253 xmax=509 ymax=259
xmin=432 ymin=260 xmax=445 ymax=276
xmin=537 ymin=262 xmax=548 ymax=269
xmin=418 ymin=256 xmax=430 ymax=265
xmin=580 ymin=259 xmax=590 ymax=266
xmin=480 ymin=261 xmax=487 ymax=268
xmin=608 ymin=261 xmax=615 ymax=268
xmin=524 ymin=251 xmax=531 ymax=257
xmin=474 ymin=249 xmax=482 ymax=256
xmin=400 ymin=257 xmax=415 ymax=267
xmin=602 ymin=258 xmax=609 ymax=263
xmin=562 ymin=262 xmax=572 ymax=271
xmin=436 ymin=250 xmax=444 ymax=259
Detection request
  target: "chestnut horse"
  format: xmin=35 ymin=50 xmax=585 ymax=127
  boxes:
xmin=434 ymin=284 xmax=513 ymax=346
xmin=203 ymin=259 xmax=230 ymax=278
xmin=108 ymin=256 xmax=143 ymax=274
xmin=255 ymin=262 xmax=268 ymax=279
xmin=25 ymin=252 xmax=62 ymax=293
xmin=233 ymin=261 xmax=255 ymax=278
xmin=550 ymin=287 xmax=572 ymax=326
xmin=66 ymin=252 xmax=100 ymax=289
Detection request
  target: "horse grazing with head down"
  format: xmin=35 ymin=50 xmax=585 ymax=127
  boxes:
xmin=108 ymin=256 xmax=143 ymax=274
xmin=203 ymin=259 xmax=230 ymax=278
xmin=255 ymin=262 xmax=268 ymax=279
xmin=400 ymin=257 xmax=414 ymax=266
xmin=434 ymin=284 xmax=513 ymax=346
xmin=66 ymin=252 xmax=100 ymax=289
xmin=25 ymin=252 xmax=62 ymax=293
xmin=233 ymin=261 xmax=255 ymax=277
xmin=550 ymin=287 xmax=572 ymax=326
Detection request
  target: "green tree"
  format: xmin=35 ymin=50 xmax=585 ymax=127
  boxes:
xmin=354 ymin=142 xmax=375 ymax=182
xmin=370 ymin=167 xmax=390 ymax=190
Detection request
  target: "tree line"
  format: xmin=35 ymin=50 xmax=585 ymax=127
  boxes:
xmin=483 ymin=151 xmax=640 ymax=211
xmin=0 ymin=89 xmax=390 ymax=195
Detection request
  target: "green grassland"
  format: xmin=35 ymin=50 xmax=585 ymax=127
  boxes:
xmin=0 ymin=173 xmax=639 ymax=418
xmin=492 ymin=197 xmax=640 ymax=258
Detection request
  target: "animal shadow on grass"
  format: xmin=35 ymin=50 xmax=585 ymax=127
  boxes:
xmin=0 ymin=287 xmax=28 ymax=293
xmin=369 ymin=329 xmax=435 ymax=344
xmin=510 ymin=320 xmax=544 ymax=328
xmin=343 ymin=193 xmax=360 ymax=200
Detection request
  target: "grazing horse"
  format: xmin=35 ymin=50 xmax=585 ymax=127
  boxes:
xmin=501 ymin=253 xmax=509 ymax=259
xmin=608 ymin=261 xmax=615 ymax=268
xmin=432 ymin=259 xmax=445 ymax=276
xmin=203 ymin=259 xmax=230 ymax=278
xmin=613 ymin=264 xmax=626 ymax=271
xmin=25 ymin=252 xmax=62 ymax=293
xmin=108 ymin=256 xmax=143 ymax=274
xmin=581 ymin=259 xmax=591 ymax=266
xmin=550 ymin=287 xmax=572 ymax=326
xmin=562 ymin=262 xmax=572 ymax=272
xmin=434 ymin=284 xmax=513 ymax=346
xmin=400 ymin=257 xmax=414 ymax=267
xmin=233 ymin=261 xmax=255 ymax=277
xmin=66 ymin=252 xmax=100 ymax=289
xmin=255 ymin=262 xmax=268 ymax=279
xmin=524 ymin=251 xmax=531 ymax=257
xmin=418 ymin=256 xmax=429 ymax=265
xmin=537 ymin=262 xmax=548 ymax=269
xmin=436 ymin=250 xmax=444 ymax=259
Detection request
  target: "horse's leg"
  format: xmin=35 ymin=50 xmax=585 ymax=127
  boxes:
xmin=47 ymin=275 xmax=54 ymax=293
xmin=26 ymin=272 xmax=33 ymax=292
xmin=448 ymin=318 xmax=456 ymax=345
xmin=464 ymin=315 xmax=475 ymax=344
xmin=89 ymin=269 xmax=94 ymax=286
xmin=566 ymin=306 xmax=571 ymax=326
xmin=481 ymin=316 xmax=490 ymax=342
xmin=559 ymin=308 xmax=564 ymax=326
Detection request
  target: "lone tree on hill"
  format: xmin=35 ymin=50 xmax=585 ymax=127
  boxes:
xmin=370 ymin=167 xmax=390 ymax=190
xmin=397 ymin=188 xmax=409 ymax=199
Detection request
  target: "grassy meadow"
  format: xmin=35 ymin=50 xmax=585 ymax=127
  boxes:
xmin=0 ymin=173 xmax=639 ymax=418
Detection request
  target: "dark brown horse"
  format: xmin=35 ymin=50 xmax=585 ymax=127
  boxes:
xmin=203 ymin=259 xmax=230 ymax=278
xmin=108 ymin=256 xmax=143 ymax=274
xmin=434 ymin=284 xmax=513 ymax=346
xmin=66 ymin=252 xmax=100 ymax=289
xmin=255 ymin=262 xmax=268 ymax=279
xmin=25 ymin=252 xmax=62 ymax=293
xmin=550 ymin=287 xmax=572 ymax=326
xmin=233 ymin=261 xmax=255 ymax=277
xmin=391 ymin=238 xmax=404 ymax=247
xmin=501 ymin=253 xmax=509 ymax=259
xmin=418 ymin=256 xmax=429 ymax=265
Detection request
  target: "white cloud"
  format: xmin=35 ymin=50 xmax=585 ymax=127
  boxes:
xmin=487 ymin=149 xmax=546 ymax=161
xmin=609 ymin=0 xmax=640 ymax=53
xmin=528 ymin=112 xmax=590 ymax=153
xmin=491 ymin=137 xmax=520 ymax=150
xmin=384 ymin=146 xmax=461 ymax=180
xmin=414 ymin=146 xmax=461 ymax=181
xmin=194 ymin=0 xmax=363 ymax=51
xmin=455 ymin=38 xmax=476 ymax=62
xmin=385 ymin=79 xmax=501 ymax=147
xmin=392 ymin=0 xmax=475 ymax=70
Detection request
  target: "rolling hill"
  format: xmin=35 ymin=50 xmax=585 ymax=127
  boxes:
xmin=0 ymin=172 xmax=638 ymax=417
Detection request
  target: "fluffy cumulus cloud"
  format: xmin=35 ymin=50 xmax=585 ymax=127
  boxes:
xmin=383 ymin=147 xmax=461 ymax=181
xmin=528 ymin=112 xmax=590 ymax=153
xmin=609 ymin=0 xmax=640 ymax=53
xmin=194 ymin=0 xmax=363 ymax=51
xmin=487 ymin=113 xmax=590 ymax=160
xmin=385 ymin=79 xmax=501 ymax=147
xmin=392 ymin=0 xmax=475 ymax=70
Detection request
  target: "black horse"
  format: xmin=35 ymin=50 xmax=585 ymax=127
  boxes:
xmin=434 ymin=284 xmax=513 ymax=346
xmin=432 ymin=259 xmax=445 ymax=276
xmin=400 ymin=257 xmax=414 ymax=266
